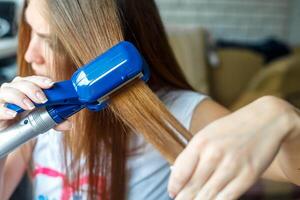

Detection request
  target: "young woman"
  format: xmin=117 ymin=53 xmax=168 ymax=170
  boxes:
xmin=0 ymin=0 xmax=299 ymax=200
xmin=0 ymin=0 xmax=227 ymax=199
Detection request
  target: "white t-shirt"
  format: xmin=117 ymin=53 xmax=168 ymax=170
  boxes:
xmin=32 ymin=89 xmax=207 ymax=200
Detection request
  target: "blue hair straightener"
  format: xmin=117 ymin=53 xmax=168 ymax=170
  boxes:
xmin=0 ymin=41 xmax=150 ymax=158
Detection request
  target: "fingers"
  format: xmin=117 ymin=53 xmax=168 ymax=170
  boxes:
xmin=173 ymin=146 xmax=259 ymax=200
xmin=0 ymin=103 xmax=17 ymax=119
xmin=11 ymin=76 xmax=54 ymax=104
xmin=168 ymin=100 xmax=286 ymax=200
xmin=175 ymin=158 xmax=255 ymax=200
xmin=5 ymin=81 xmax=48 ymax=104
xmin=0 ymin=75 xmax=55 ymax=131
xmin=13 ymin=76 xmax=54 ymax=89
xmin=193 ymin=157 xmax=239 ymax=200
xmin=0 ymin=76 xmax=54 ymax=130
xmin=170 ymin=129 xmax=260 ymax=200
xmin=0 ymin=76 xmax=54 ymax=110
xmin=0 ymin=102 xmax=19 ymax=130
xmin=0 ymin=86 xmax=35 ymax=110
xmin=174 ymin=146 xmax=222 ymax=200
xmin=54 ymin=120 xmax=73 ymax=131
xmin=215 ymin=168 xmax=258 ymax=200
xmin=168 ymin=141 xmax=200 ymax=198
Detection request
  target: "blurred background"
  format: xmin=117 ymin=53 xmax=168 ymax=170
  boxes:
xmin=156 ymin=0 xmax=300 ymax=111
xmin=0 ymin=0 xmax=299 ymax=199
xmin=0 ymin=0 xmax=20 ymax=84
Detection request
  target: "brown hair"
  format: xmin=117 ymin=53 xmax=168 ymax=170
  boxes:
xmin=18 ymin=0 xmax=194 ymax=199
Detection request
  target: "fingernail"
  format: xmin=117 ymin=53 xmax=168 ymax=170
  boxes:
xmin=44 ymin=79 xmax=54 ymax=86
xmin=169 ymin=192 xmax=175 ymax=199
xmin=215 ymin=196 xmax=223 ymax=200
xmin=6 ymin=109 xmax=17 ymax=117
xmin=36 ymin=91 xmax=48 ymax=103
xmin=23 ymin=99 xmax=35 ymax=110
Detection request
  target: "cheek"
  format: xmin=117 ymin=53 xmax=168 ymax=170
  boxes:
xmin=47 ymin=52 xmax=71 ymax=80
xmin=43 ymin=45 xmax=55 ymax=64
xmin=31 ymin=64 xmax=48 ymax=76
xmin=42 ymin=48 xmax=55 ymax=71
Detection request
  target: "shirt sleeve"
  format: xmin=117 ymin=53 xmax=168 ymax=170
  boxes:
xmin=162 ymin=90 xmax=208 ymax=129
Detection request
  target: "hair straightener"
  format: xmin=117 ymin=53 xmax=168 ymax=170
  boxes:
xmin=0 ymin=41 xmax=150 ymax=159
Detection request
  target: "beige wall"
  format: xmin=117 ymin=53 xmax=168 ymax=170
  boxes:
xmin=155 ymin=0 xmax=299 ymax=45
xmin=289 ymin=0 xmax=300 ymax=45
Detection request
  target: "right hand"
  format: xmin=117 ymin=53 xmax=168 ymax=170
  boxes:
xmin=168 ymin=96 xmax=297 ymax=200
xmin=0 ymin=76 xmax=73 ymax=131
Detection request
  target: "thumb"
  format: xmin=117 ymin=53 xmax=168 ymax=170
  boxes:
xmin=168 ymin=139 xmax=200 ymax=198
xmin=54 ymin=120 xmax=73 ymax=131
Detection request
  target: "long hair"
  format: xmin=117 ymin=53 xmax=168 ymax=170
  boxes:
xmin=18 ymin=0 xmax=194 ymax=199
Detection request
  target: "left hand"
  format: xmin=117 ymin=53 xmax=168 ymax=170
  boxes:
xmin=168 ymin=96 xmax=295 ymax=200
xmin=54 ymin=120 xmax=73 ymax=131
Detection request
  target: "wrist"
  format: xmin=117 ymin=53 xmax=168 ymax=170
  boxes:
xmin=257 ymin=96 xmax=297 ymax=142
xmin=283 ymin=103 xmax=300 ymax=143
xmin=284 ymin=107 xmax=300 ymax=142
xmin=276 ymin=106 xmax=300 ymax=186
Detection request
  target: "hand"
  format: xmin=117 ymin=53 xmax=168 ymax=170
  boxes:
xmin=0 ymin=76 xmax=72 ymax=131
xmin=168 ymin=96 xmax=295 ymax=200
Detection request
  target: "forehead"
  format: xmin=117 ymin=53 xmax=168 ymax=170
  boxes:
xmin=25 ymin=0 xmax=49 ymax=32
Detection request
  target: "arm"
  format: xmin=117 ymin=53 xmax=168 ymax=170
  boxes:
xmin=168 ymin=96 xmax=300 ymax=200
xmin=262 ymin=100 xmax=300 ymax=184
xmin=192 ymin=97 xmax=300 ymax=184
xmin=190 ymin=96 xmax=300 ymax=184
xmin=0 ymin=142 xmax=33 ymax=200
xmin=189 ymin=99 xmax=230 ymax=134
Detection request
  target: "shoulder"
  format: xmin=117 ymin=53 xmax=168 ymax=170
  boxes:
xmin=190 ymin=98 xmax=230 ymax=133
xmin=156 ymin=87 xmax=229 ymax=133
xmin=157 ymin=88 xmax=207 ymax=109
xmin=156 ymin=88 xmax=208 ymax=129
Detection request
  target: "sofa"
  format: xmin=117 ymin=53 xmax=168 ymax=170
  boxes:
xmin=167 ymin=26 xmax=300 ymax=110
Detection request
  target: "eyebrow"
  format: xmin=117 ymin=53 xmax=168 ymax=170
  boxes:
xmin=36 ymin=32 xmax=52 ymax=39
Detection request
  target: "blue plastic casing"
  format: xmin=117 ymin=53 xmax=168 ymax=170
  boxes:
xmin=72 ymin=41 xmax=149 ymax=103
xmin=6 ymin=41 xmax=150 ymax=123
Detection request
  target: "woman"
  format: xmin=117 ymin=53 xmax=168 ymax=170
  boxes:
xmin=0 ymin=0 xmax=299 ymax=200
xmin=0 ymin=0 xmax=227 ymax=199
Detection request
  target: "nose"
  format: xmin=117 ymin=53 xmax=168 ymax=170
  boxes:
xmin=24 ymin=34 xmax=45 ymax=65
